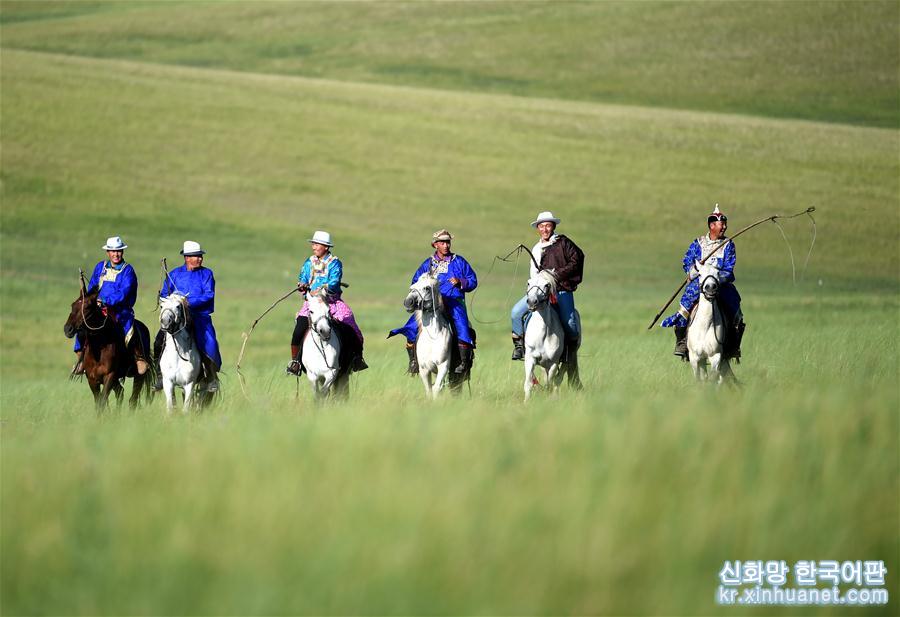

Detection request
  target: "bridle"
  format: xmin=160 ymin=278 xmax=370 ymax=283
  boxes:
xmin=407 ymin=277 xmax=443 ymax=341
xmin=160 ymin=298 xmax=194 ymax=362
xmin=526 ymin=281 xmax=552 ymax=312
xmin=77 ymin=289 xmax=109 ymax=331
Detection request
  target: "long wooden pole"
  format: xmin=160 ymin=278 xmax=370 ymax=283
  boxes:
xmin=647 ymin=207 xmax=814 ymax=330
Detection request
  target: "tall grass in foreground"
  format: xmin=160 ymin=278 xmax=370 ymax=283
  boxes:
xmin=2 ymin=380 xmax=896 ymax=615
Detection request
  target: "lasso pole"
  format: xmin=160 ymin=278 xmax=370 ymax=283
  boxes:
xmin=236 ymin=287 xmax=300 ymax=371
xmin=646 ymin=207 xmax=815 ymax=330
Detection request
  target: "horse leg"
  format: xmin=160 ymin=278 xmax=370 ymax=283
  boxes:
xmin=690 ymin=356 xmax=704 ymax=381
xmin=129 ymin=374 xmax=144 ymax=409
xmin=524 ymin=357 xmax=536 ymax=401
xmin=433 ymin=362 xmax=449 ymax=399
xmin=183 ymin=382 xmax=196 ymax=414
xmin=547 ymin=363 xmax=561 ymax=397
xmin=163 ymin=379 xmax=176 ymax=415
xmin=99 ymin=373 xmax=117 ymax=410
xmin=709 ymin=353 xmax=723 ymax=385
xmin=419 ymin=369 xmax=433 ymax=399
xmin=88 ymin=377 xmax=102 ymax=409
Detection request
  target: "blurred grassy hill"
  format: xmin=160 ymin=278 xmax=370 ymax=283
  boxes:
xmin=1 ymin=0 xmax=897 ymax=127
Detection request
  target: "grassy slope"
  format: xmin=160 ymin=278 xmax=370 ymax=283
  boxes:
xmin=1 ymin=0 xmax=897 ymax=127
xmin=1 ymin=3 xmax=898 ymax=615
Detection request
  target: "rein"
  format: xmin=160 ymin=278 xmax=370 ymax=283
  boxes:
xmin=79 ymin=288 xmax=109 ymax=331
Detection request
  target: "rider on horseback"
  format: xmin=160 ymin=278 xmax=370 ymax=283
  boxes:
xmin=661 ymin=205 xmax=745 ymax=360
xmin=286 ymin=231 xmax=367 ymax=375
xmin=510 ymin=212 xmax=585 ymax=363
xmin=72 ymin=236 xmax=150 ymax=377
xmin=152 ymin=241 xmax=222 ymax=392
xmin=389 ymin=229 xmax=478 ymax=375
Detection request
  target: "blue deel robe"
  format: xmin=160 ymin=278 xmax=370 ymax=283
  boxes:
xmin=661 ymin=238 xmax=741 ymax=328
xmin=388 ymin=253 xmax=478 ymax=345
xmin=161 ymin=265 xmax=222 ymax=369
xmin=298 ymin=253 xmax=343 ymax=298
xmin=74 ymin=260 xmax=148 ymax=353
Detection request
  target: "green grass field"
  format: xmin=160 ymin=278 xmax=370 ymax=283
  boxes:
xmin=1 ymin=2 xmax=898 ymax=615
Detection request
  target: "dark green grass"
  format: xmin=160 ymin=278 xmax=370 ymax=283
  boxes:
xmin=1 ymin=0 xmax=898 ymax=127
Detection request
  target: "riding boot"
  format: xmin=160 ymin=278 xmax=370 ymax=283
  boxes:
xmin=202 ymin=356 xmax=219 ymax=393
xmin=132 ymin=340 xmax=149 ymax=376
xmin=70 ymin=350 xmax=85 ymax=379
xmin=511 ymin=334 xmax=525 ymax=361
xmin=352 ymin=353 xmax=369 ymax=372
xmin=286 ymin=344 xmax=304 ymax=376
xmin=729 ymin=321 xmax=746 ymax=362
xmin=152 ymin=329 xmax=165 ymax=390
xmin=455 ymin=344 xmax=473 ymax=374
xmin=673 ymin=326 xmax=688 ymax=358
xmin=406 ymin=342 xmax=419 ymax=376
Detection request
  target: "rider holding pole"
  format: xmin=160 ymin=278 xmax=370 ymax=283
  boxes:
xmin=661 ymin=205 xmax=744 ymax=359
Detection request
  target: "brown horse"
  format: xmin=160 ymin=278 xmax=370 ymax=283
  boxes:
xmin=63 ymin=286 xmax=151 ymax=410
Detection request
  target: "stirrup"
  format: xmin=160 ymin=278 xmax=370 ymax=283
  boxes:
xmin=69 ymin=361 xmax=84 ymax=380
xmin=286 ymin=360 xmax=304 ymax=376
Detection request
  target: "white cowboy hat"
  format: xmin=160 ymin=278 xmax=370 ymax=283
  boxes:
xmin=180 ymin=240 xmax=206 ymax=256
xmin=531 ymin=211 xmax=561 ymax=228
xmin=102 ymin=236 xmax=128 ymax=251
xmin=308 ymin=230 xmax=333 ymax=247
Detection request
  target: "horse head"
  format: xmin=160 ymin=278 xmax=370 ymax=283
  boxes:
xmin=159 ymin=293 xmax=190 ymax=333
xmin=64 ymin=288 xmax=102 ymax=338
xmin=695 ymin=260 xmax=721 ymax=301
xmin=405 ymin=273 xmax=442 ymax=314
xmin=307 ymin=291 xmax=333 ymax=339
xmin=526 ymin=270 xmax=557 ymax=311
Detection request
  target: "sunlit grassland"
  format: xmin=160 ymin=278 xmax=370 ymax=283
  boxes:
xmin=1 ymin=19 xmax=898 ymax=617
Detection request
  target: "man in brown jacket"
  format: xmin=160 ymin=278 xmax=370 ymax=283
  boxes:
xmin=510 ymin=211 xmax=585 ymax=362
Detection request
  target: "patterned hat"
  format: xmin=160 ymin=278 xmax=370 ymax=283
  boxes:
xmin=102 ymin=236 xmax=128 ymax=251
xmin=708 ymin=204 xmax=727 ymax=224
xmin=432 ymin=229 xmax=453 ymax=243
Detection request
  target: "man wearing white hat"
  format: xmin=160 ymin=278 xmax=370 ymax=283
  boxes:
xmin=153 ymin=241 xmax=222 ymax=392
xmin=286 ymin=231 xmax=367 ymax=375
xmin=510 ymin=212 xmax=585 ymax=366
xmin=661 ymin=205 xmax=744 ymax=359
xmin=72 ymin=236 xmax=150 ymax=376
xmin=388 ymin=229 xmax=478 ymax=375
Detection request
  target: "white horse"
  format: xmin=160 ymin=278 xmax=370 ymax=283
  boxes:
xmin=687 ymin=260 xmax=734 ymax=384
xmin=523 ymin=270 xmax=565 ymax=401
xmin=403 ymin=273 xmax=453 ymax=399
xmin=302 ymin=292 xmax=348 ymax=399
xmin=158 ymin=293 xmax=202 ymax=414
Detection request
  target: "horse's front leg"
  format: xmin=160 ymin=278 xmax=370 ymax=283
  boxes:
xmin=163 ymin=378 xmax=177 ymax=415
xmin=547 ymin=362 xmax=561 ymax=397
xmin=99 ymin=372 xmax=118 ymax=410
xmin=709 ymin=353 xmax=723 ymax=385
xmin=524 ymin=356 xmax=536 ymax=402
xmin=419 ymin=368 xmax=433 ymax=399
xmin=690 ymin=356 xmax=705 ymax=381
xmin=182 ymin=381 xmax=196 ymax=414
xmin=432 ymin=362 xmax=449 ymax=399
xmin=88 ymin=376 xmax=102 ymax=409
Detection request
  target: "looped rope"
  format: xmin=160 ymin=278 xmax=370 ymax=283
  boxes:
xmin=470 ymin=244 xmax=534 ymax=325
